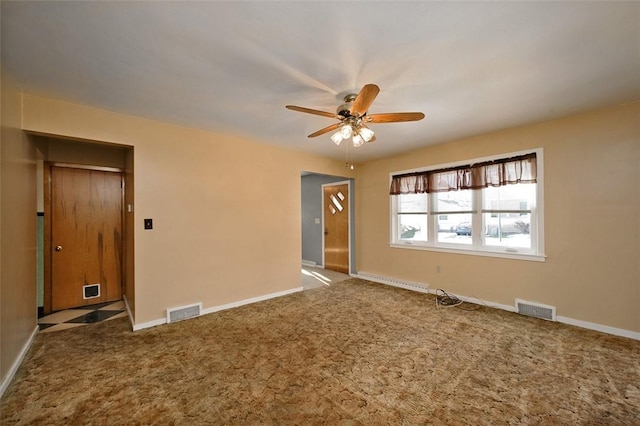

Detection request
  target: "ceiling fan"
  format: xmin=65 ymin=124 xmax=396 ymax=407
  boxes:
xmin=286 ymin=83 xmax=425 ymax=147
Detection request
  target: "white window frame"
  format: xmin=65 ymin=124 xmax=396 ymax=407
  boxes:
xmin=389 ymin=149 xmax=545 ymax=262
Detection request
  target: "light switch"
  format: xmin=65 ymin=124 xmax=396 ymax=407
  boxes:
xmin=144 ymin=218 xmax=153 ymax=230
xmin=315 ymin=218 xmax=320 ymax=224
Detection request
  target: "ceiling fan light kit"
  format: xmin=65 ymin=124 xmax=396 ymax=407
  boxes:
xmin=329 ymin=120 xmax=374 ymax=147
xmin=286 ymin=83 xmax=425 ymax=149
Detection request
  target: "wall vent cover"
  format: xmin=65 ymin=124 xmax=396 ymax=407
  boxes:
xmin=515 ymin=299 xmax=556 ymax=321
xmin=166 ymin=303 xmax=202 ymax=323
xmin=83 ymin=284 xmax=101 ymax=299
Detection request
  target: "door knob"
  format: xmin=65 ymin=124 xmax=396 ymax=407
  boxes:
xmin=55 ymin=245 xmax=63 ymax=252
xmin=324 ymin=228 xmax=328 ymax=235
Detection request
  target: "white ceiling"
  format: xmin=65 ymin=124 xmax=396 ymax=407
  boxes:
xmin=2 ymin=1 xmax=639 ymax=162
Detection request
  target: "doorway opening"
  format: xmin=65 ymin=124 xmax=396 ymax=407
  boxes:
xmin=32 ymin=135 xmax=134 ymax=331
xmin=301 ymin=172 xmax=355 ymax=288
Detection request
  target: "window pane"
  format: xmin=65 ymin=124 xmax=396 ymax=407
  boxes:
xmin=436 ymin=214 xmax=455 ymax=232
xmin=437 ymin=213 xmax=472 ymax=244
xmin=484 ymin=213 xmax=531 ymax=248
xmin=398 ymin=194 xmax=427 ymax=213
xmin=434 ymin=190 xmax=472 ymax=212
xmin=483 ymin=184 xmax=535 ymax=211
xmin=398 ymin=214 xmax=427 ymax=241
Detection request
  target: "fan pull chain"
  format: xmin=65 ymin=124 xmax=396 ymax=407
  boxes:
xmin=345 ymin=140 xmax=354 ymax=170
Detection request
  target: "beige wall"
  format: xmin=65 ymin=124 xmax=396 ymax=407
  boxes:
xmin=21 ymin=94 xmax=353 ymax=325
xmin=0 ymin=68 xmax=38 ymax=386
xmin=356 ymin=102 xmax=639 ymax=333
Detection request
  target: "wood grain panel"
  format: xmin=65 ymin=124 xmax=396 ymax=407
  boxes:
xmin=51 ymin=167 xmax=122 ymax=310
xmin=323 ymin=184 xmax=349 ymax=274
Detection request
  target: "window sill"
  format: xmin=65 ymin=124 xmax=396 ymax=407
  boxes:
xmin=389 ymin=242 xmax=546 ymax=262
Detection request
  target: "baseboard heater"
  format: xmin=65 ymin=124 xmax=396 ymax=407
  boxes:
xmin=515 ymin=299 xmax=556 ymax=321
xmin=355 ymin=272 xmax=430 ymax=294
xmin=166 ymin=302 xmax=202 ymax=323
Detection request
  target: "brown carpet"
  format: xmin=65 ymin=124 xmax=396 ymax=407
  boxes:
xmin=2 ymin=278 xmax=639 ymax=425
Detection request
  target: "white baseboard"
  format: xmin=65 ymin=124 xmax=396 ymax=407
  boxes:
xmin=0 ymin=325 xmax=39 ymax=399
xmin=132 ymin=286 xmax=304 ymax=331
xmin=454 ymin=294 xmax=515 ymax=312
xmin=201 ymin=287 xmax=303 ymax=316
xmin=557 ymin=316 xmax=640 ymax=341
xmin=301 ymin=259 xmax=317 ymax=267
xmin=132 ymin=317 xmax=165 ymax=331
xmin=356 ymin=271 xmax=639 ymax=341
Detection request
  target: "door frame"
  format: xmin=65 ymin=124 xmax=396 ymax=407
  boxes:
xmin=321 ymin=180 xmax=352 ymax=274
xmin=43 ymin=162 xmax=125 ymax=314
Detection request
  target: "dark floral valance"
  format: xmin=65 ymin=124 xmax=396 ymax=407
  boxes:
xmin=390 ymin=153 xmax=537 ymax=195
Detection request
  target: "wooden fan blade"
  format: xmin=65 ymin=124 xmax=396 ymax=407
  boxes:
xmin=286 ymin=105 xmax=340 ymax=119
xmin=366 ymin=112 xmax=425 ymax=123
xmin=308 ymin=122 xmax=343 ymax=138
xmin=350 ymin=84 xmax=380 ymax=116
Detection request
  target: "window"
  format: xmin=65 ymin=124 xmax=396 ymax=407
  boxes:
xmin=397 ymin=193 xmax=428 ymax=241
xmin=390 ymin=150 xmax=544 ymax=260
xmin=434 ymin=190 xmax=473 ymax=245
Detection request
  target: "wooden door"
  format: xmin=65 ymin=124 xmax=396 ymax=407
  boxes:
xmin=323 ymin=183 xmax=349 ymax=274
xmin=50 ymin=166 xmax=123 ymax=311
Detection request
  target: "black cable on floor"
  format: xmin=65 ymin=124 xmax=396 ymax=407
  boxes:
xmin=435 ymin=289 xmax=463 ymax=308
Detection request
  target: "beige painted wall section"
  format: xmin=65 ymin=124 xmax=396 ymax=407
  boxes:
xmin=21 ymin=94 xmax=352 ymax=325
xmin=1 ymin=68 xmax=38 ymax=384
xmin=356 ymin=102 xmax=639 ymax=333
